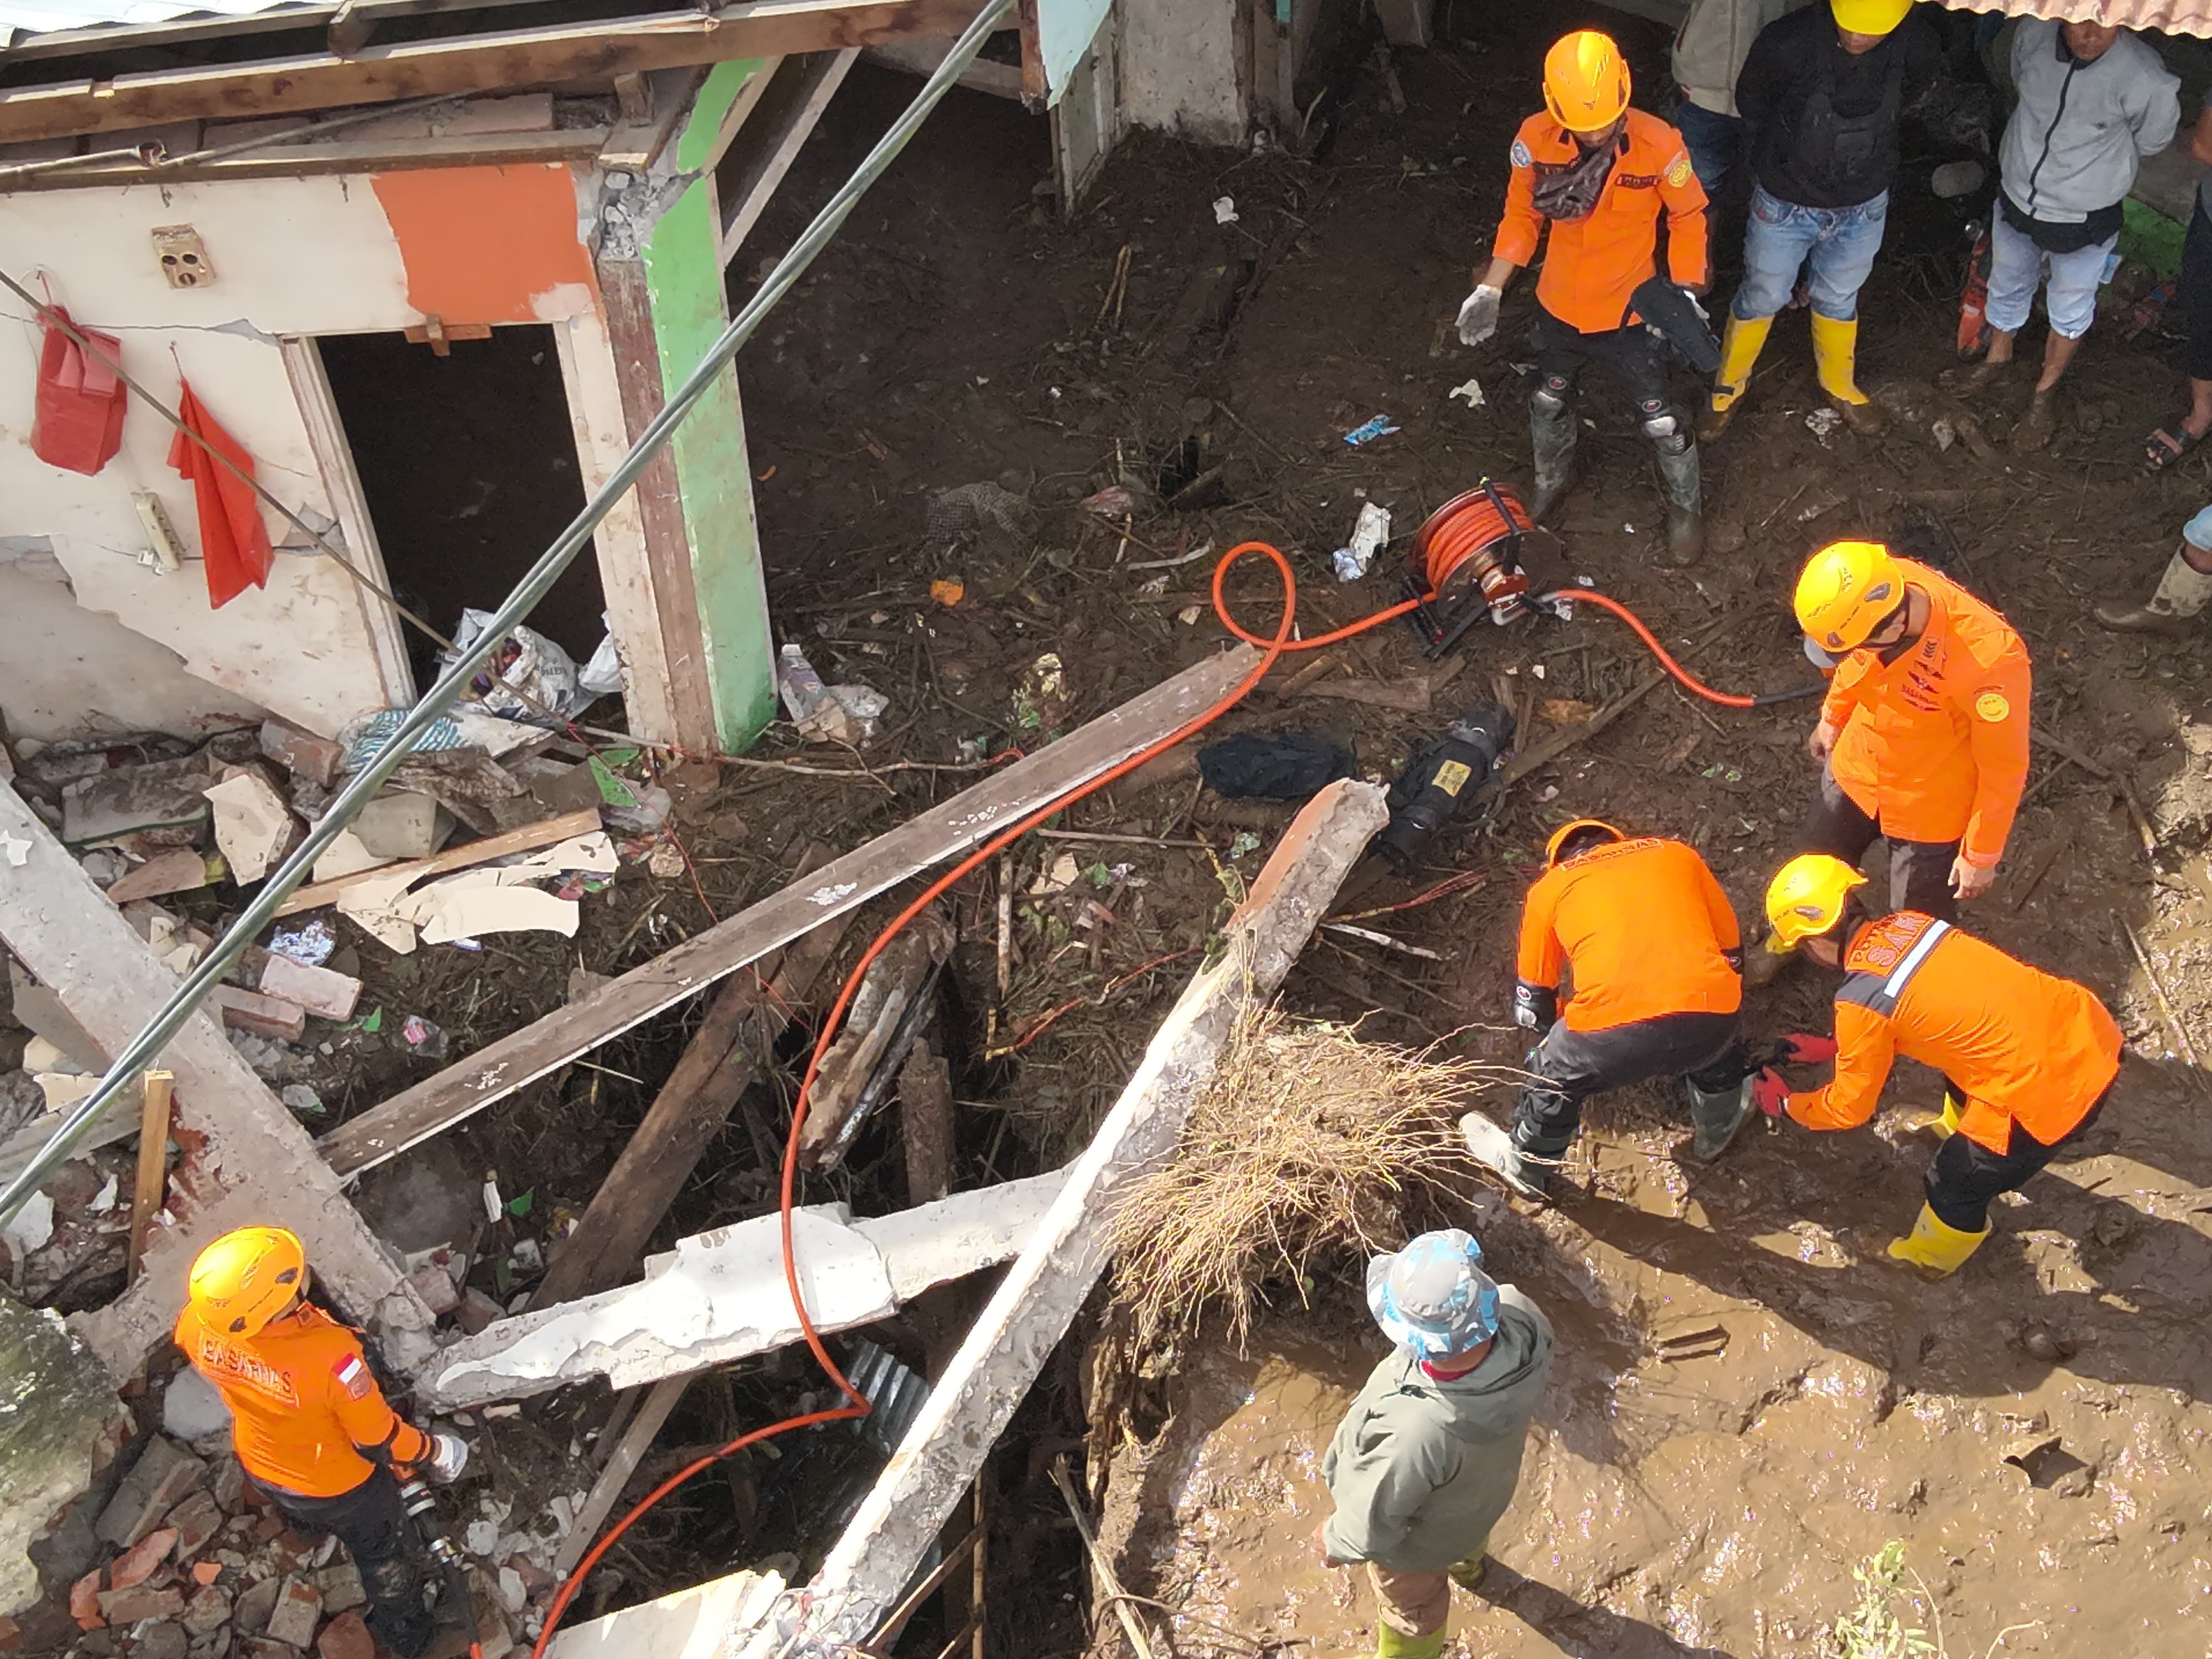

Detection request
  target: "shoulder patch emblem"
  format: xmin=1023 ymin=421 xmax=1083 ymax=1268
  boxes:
xmin=1664 ymin=153 xmax=1693 ymax=189
xmin=1510 ymin=139 xmax=1532 ymax=168
xmin=333 ymin=1354 xmax=372 ymax=1400
xmin=1974 ymin=690 xmax=2011 ymax=723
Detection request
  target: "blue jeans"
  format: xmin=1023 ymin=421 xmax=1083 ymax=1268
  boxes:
xmin=1672 ymin=101 xmax=1744 ymax=196
xmin=1731 ymin=184 xmax=1890 ymax=323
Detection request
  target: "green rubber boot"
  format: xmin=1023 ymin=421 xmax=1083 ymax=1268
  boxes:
xmin=1375 ymin=1626 xmax=1448 ymax=1659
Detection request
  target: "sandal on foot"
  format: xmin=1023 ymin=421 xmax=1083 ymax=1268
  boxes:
xmin=2145 ymin=421 xmax=2208 ymax=471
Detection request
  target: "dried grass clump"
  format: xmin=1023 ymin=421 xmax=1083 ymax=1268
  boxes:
xmin=1104 ymin=1005 xmax=1511 ymax=1354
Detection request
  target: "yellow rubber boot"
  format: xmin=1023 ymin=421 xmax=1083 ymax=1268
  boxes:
xmin=1376 ymin=1627 xmax=1448 ymax=1659
xmin=1697 ymin=312 xmax=1772 ymax=440
xmin=1811 ymin=312 xmax=1884 ymax=433
xmin=1886 ymin=1202 xmax=1990 ymax=1275
xmin=1912 ymin=1093 xmax=1962 ymax=1140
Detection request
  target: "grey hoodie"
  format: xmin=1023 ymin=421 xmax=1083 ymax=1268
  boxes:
xmin=1999 ymin=20 xmax=2178 ymax=223
xmin=1320 ymin=1285 xmax=1553 ymax=1573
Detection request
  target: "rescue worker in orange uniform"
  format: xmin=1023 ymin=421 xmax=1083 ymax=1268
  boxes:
xmin=1781 ymin=539 xmax=2031 ymax=938
xmin=1465 ymin=821 xmax=1818 ymax=1197
xmin=1761 ymin=855 xmax=2122 ymax=1274
xmin=176 ymin=1227 xmax=469 ymax=1657
xmin=1455 ymin=30 xmax=1713 ymax=562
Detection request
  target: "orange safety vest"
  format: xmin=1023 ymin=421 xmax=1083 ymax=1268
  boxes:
xmin=175 ymin=1301 xmax=431 ymax=1499
xmin=1820 ymin=560 xmax=2031 ymax=865
xmin=1516 ymin=837 xmax=1742 ymax=1033
xmin=1787 ymin=912 xmax=2121 ymax=1154
xmin=1492 ymin=109 xmax=1710 ymax=337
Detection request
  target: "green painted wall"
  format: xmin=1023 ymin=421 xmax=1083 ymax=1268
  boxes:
xmin=643 ymin=58 xmax=776 ymax=751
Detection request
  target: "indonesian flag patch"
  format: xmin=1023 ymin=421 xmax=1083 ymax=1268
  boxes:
xmin=334 ymin=1354 xmax=372 ymax=1400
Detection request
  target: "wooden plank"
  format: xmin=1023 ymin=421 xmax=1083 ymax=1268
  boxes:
xmin=555 ymin=1373 xmax=693 ymax=1578
xmin=275 ymin=808 xmax=602 ymax=917
xmin=899 ymin=1039 xmax=953 ymax=1204
xmin=713 ymin=48 xmax=860 ymax=266
xmin=529 ymin=897 xmax=853 ymax=1307
xmin=0 ymin=0 xmax=992 ymax=145
xmin=3 ymin=128 xmax=609 ymax=192
xmin=316 ymin=645 xmax=1262 ymax=1178
xmin=0 ymin=0 xmax=551 ymax=64
xmin=125 ymin=1070 xmax=173 ymax=1284
xmin=598 ymin=65 xmax=707 ymax=171
xmin=794 ymin=780 xmax=1390 ymax=1652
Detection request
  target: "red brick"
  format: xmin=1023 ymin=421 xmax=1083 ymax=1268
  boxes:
xmin=209 ymin=985 xmax=307 ymax=1043
xmin=315 ymin=1610 xmax=374 ymax=1659
xmin=96 ymin=1585 xmax=184 ymax=1625
xmin=166 ymin=1491 xmax=223 ymax=1561
xmin=108 ymin=1526 xmax=178 ymax=1590
xmin=258 ymin=722 xmax=344 ymax=789
xmin=257 ymin=955 xmax=361 ymax=1022
xmin=69 ymin=1571 xmax=103 ymax=1632
xmin=190 ymin=1561 xmax=223 ymax=1588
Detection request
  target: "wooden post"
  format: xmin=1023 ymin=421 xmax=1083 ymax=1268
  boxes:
xmin=126 ymin=1070 xmax=174 ymax=1284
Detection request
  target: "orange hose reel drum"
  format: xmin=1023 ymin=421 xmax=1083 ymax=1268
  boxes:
xmin=1414 ymin=484 xmax=1538 ymax=626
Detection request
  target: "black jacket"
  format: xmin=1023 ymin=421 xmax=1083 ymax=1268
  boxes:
xmin=1737 ymin=6 xmax=1941 ymax=209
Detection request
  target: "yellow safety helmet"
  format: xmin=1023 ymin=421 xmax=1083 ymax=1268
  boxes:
xmin=1543 ymin=31 xmax=1632 ymax=134
xmin=1545 ymin=817 xmax=1624 ymax=868
xmin=1829 ymin=0 xmax=1914 ymax=37
xmin=1762 ymin=854 xmax=1868 ymax=954
xmin=188 ymin=1225 xmax=307 ymax=1338
xmin=1794 ymin=540 xmax=1905 ymax=662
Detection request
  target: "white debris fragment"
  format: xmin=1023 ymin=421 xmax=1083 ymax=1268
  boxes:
xmin=0 ymin=832 xmax=27 ymax=867
xmin=1806 ymin=406 xmax=1841 ymax=442
xmin=466 ymin=1520 xmax=502 ymax=1558
xmin=482 ymin=1174 xmax=504 ymax=1225
xmin=1213 ymin=196 xmax=1239 ymax=224
xmin=2 ymin=1191 xmax=53 ymax=1255
xmin=498 ymin=1568 xmax=528 ymax=1614
xmin=1448 ymin=378 xmax=1486 ymax=408
xmin=88 ymin=1174 xmax=119 ymax=1213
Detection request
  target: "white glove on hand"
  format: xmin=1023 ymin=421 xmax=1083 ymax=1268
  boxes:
xmin=427 ymin=1432 xmax=469 ymax=1485
xmin=1456 ymin=286 xmax=1503 ymax=346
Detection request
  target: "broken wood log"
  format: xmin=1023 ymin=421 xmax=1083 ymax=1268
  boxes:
xmin=419 ymin=1173 xmax=1067 ymax=1410
xmin=126 ymin=1071 xmax=173 ymax=1284
xmin=798 ymin=906 xmax=952 ymax=1171
xmin=900 ymin=1040 xmax=954 ymax=1206
xmin=0 ymin=784 xmax=435 ymax=1379
xmin=529 ymin=907 xmax=855 ymax=1309
xmin=317 ymin=647 xmax=1261 ymax=1178
xmin=272 ymin=807 xmax=602 ymax=917
xmin=783 ymin=779 xmax=1389 ymax=1656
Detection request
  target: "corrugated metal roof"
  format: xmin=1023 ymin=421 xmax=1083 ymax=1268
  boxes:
xmin=0 ymin=1 xmax=302 ymax=30
xmin=1940 ymin=0 xmax=2212 ymax=36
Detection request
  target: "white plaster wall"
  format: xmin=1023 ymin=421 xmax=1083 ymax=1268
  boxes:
xmin=0 ymin=174 xmax=605 ymax=742
xmin=1119 ymin=0 xmax=1248 ymax=147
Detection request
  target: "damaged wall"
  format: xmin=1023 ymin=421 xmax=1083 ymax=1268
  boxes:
xmin=0 ymin=160 xmax=676 ymax=743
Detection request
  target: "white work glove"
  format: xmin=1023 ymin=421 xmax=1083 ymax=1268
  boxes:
xmin=1456 ymin=285 xmax=1503 ymax=346
xmin=427 ymin=1431 xmax=469 ymax=1485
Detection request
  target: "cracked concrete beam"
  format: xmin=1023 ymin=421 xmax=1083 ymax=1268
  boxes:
xmin=780 ymin=779 xmax=1390 ymax=1657
xmin=420 ymin=1172 xmax=1067 ymax=1411
xmin=0 ymin=784 xmax=435 ymax=1380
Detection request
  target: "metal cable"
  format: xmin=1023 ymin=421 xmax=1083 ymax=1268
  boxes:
xmin=0 ymin=0 xmax=1018 ymax=1229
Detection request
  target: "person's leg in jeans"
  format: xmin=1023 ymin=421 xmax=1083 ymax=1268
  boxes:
xmin=1672 ymin=101 xmax=1743 ymax=196
xmin=1703 ymin=186 xmax=1821 ymax=436
xmin=2148 ymin=204 xmax=2212 ymax=467
xmin=265 ymin=1470 xmax=443 ymax=1657
xmin=1958 ymin=210 xmax=2043 ymax=396
xmin=2006 ymin=233 xmax=2113 ymax=451
xmin=1802 ymin=192 xmax=1890 ymax=431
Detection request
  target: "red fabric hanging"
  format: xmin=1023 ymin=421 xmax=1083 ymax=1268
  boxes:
xmin=30 ymin=307 xmax=127 ymax=476
xmin=168 ymin=381 xmax=273 ymax=609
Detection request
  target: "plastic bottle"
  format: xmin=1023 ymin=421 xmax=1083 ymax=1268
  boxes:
xmin=778 ymin=644 xmax=828 ymax=723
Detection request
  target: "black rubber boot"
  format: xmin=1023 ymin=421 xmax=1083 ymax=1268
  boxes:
xmin=1527 ymin=385 xmax=1579 ymax=523
xmin=1655 ymin=441 xmax=1704 ymax=566
xmin=1682 ymin=1074 xmax=1755 ymax=1162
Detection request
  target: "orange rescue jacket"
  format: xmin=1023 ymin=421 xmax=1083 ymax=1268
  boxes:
xmin=1493 ymin=109 xmax=1710 ymax=337
xmin=1821 ymin=560 xmax=2031 ymax=865
xmin=1516 ymin=836 xmax=1743 ymax=1033
xmin=175 ymin=1301 xmax=432 ymax=1499
xmin=1787 ymin=912 xmax=2121 ymax=1154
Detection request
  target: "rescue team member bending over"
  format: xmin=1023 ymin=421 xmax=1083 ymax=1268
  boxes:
xmin=176 ymin=1227 xmax=469 ymax=1658
xmin=1466 ymin=820 xmax=1766 ymax=1199
xmin=1783 ymin=539 xmax=2030 ymax=937
xmin=1455 ymin=30 xmax=1713 ymax=564
xmin=1317 ymin=1231 xmax=1553 ymax=1659
xmin=1762 ymin=856 xmax=2123 ymax=1275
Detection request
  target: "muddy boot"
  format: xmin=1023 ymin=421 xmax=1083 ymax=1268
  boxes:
xmin=1460 ymin=1113 xmax=1554 ymax=1201
xmin=1743 ymin=943 xmax=1791 ymax=989
xmin=2096 ymin=546 xmax=2212 ymax=634
xmin=1697 ymin=312 xmax=1773 ymax=444
xmin=1527 ymin=377 xmax=1578 ymax=523
xmin=1653 ymin=440 xmax=1704 ymax=566
xmin=1682 ymin=1074 xmax=1756 ymax=1162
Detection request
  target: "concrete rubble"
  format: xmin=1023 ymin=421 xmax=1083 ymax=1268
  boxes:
xmin=421 ymin=1171 xmax=1067 ymax=1410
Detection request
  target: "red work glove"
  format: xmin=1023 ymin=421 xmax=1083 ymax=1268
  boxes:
xmin=1752 ymin=1067 xmax=1791 ymax=1119
xmin=1776 ymin=1032 xmax=1837 ymax=1064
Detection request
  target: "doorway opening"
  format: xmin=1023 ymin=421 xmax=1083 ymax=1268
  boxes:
xmin=319 ymin=325 xmax=606 ymax=692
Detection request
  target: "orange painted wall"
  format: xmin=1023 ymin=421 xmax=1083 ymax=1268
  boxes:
xmin=369 ymin=163 xmax=597 ymax=325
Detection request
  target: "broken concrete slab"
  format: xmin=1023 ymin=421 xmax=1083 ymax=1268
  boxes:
xmin=541 ymin=1566 xmax=781 ymax=1659
xmin=203 ymin=774 xmax=299 ymax=886
xmin=263 ymin=1577 xmax=320 ymax=1647
xmin=0 ymin=1298 xmax=129 ymax=1616
xmin=352 ymin=794 xmax=453 ymax=862
xmin=7 ymin=967 xmax=105 ymax=1074
xmin=106 ymin=851 xmax=215 ymax=906
xmin=786 ymin=780 xmax=1389 ymax=1656
xmin=0 ymin=784 xmax=437 ymax=1380
xmin=414 ymin=883 xmax=577 ymax=946
xmin=420 ymin=1172 xmax=1066 ymax=1410
xmin=95 ymin=1435 xmax=204 ymax=1549
xmin=59 ymin=758 xmax=211 ymax=849
xmin=310 ymin=830 xmax=391 ymax=884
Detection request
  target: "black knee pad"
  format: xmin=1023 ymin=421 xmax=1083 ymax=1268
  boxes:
xmin=1531 ymin=373 xmax=1575 ymax=418
xmin=1638 ymin=396 xmax=1690 ymax=455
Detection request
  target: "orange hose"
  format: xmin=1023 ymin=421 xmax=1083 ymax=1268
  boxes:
xmin=531 ymin=538 xmax=1796 ymax=1654
xmin=1540 ymin=588 xmax=1757 ymax=708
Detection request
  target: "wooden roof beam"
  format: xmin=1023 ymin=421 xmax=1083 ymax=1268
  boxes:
xmin=0 ymin=0 xmax=987 ymax=145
